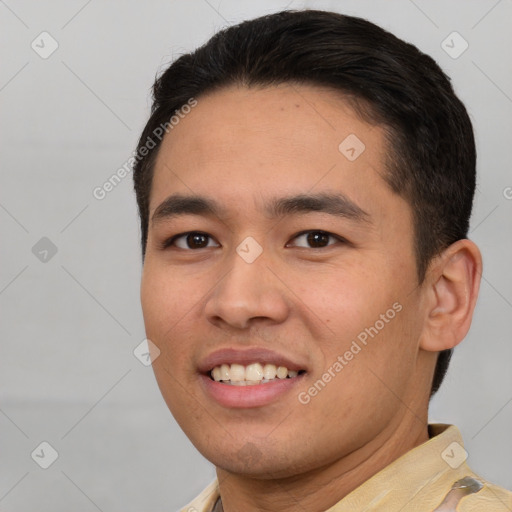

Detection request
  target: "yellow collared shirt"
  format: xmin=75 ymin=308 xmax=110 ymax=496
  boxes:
xmin=181 ymin=424 xmax=512 ymax=512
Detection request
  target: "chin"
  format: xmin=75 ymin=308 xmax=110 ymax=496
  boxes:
xmin=203 ymin=442 xmax=316 ymax=480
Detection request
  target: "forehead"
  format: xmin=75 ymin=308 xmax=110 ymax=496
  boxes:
xmin=149 ymin=83 xmax=401 ymax=223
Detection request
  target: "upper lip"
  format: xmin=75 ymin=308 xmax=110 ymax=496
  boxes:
xmin=197 ymin=347 xmax=308 ymax=374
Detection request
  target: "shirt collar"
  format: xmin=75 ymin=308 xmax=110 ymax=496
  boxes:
xmin=185 ymin=424 xmax=474 ymax=512
xmin=325 ymin=424 xmax=472 ymax=511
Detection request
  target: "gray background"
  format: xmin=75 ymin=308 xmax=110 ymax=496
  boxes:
xmin=1 ymin=0 xmax=511 ymax=510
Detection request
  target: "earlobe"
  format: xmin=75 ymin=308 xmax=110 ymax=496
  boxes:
xmin=420 ymin=239 xmax=482 ymax=352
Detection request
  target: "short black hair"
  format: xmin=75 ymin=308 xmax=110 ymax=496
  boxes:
xmin=133 ymin=9 xmax=476 ymax=397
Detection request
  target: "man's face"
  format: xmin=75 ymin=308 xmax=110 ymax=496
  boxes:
xmin=141 ymin=84 xmax=430 ymax=477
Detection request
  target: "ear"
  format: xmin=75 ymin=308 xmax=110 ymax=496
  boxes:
xmin=419 ymin=239 xmax=482 ymax=352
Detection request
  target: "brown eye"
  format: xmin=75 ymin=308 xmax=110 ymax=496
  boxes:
xmin=186 ymin=233 xmax=209 ymax=248
xmin=306 ymin=231 xmax=330 ymax=248
xmin=289 ymin=230 xmax=340 ymax=248
xmin=167 ymin=232 xmax=219 ymax=250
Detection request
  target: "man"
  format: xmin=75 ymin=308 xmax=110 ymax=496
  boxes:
xmin=132 ymin=9 xmax=511 ymax=512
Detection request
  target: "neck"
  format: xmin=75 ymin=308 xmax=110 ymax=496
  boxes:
xmin=216 ymin=412 xmax=430 ymax=512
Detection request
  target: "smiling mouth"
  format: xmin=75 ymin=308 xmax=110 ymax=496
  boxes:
xmin=209 ymin=362 xmax=306 ymax=386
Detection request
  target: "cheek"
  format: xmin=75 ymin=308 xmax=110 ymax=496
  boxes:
xmin=296 ymin=262 xmax=393 ymax=343
xmin=297 ymin=261 xmax=419 ymax=389
xmin=140 ymin=264 xmax=208 ymax=423
xmin=141 ymin=268 xmax=173 ymax=339
xmin=140 ymin=262 xmax=197 ymax=366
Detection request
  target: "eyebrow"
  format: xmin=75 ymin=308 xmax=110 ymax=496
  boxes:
xmin=151 ymin=192 xmax=371 ymax=225
xmin=268 ymin=193 xmax=370 ymax=222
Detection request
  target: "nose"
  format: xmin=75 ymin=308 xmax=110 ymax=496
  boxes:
xmin=204 ymin=249 xmax=290 ymax=330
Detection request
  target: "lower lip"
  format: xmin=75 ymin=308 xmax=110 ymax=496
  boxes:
xmin=200 ymin=374 xmax=305 ymax=408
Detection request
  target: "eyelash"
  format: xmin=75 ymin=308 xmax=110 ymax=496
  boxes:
xmin=160 ymin=230 xmax=347 ymax=250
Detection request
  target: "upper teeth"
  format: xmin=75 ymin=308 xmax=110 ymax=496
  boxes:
xmin=210 ymin=363 xmax=299 ymax=385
